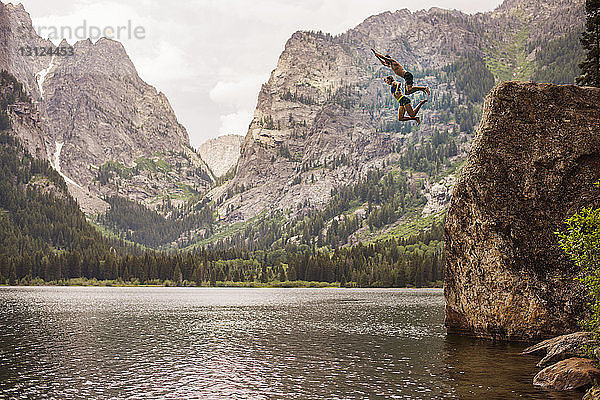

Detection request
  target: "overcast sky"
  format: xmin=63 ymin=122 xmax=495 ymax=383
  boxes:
xmin=19 ymin=0 xmax=503 ymax=147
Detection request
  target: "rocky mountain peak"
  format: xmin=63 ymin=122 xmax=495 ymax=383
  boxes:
xmin=1 ymin=0 xmax=213 ymax=213
xmin=0 ymin=2 xmax=53 ymax=98
xmin=198 ymin=134 xmax=243 ymax=178
xmin=62 ymin=38 xmax=138 ymax=80
xmin=215 ymin=0 xmax=584 ymax=226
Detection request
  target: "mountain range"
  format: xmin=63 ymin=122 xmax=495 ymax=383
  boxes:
xmin=0 ymin=0 xmax=586 ymax=256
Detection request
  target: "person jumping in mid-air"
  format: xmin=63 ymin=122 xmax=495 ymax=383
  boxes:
xmin=372 ymin=49 xmax=430 ymax=96
xmin=385 ymin=75 xmax=427 ymax=125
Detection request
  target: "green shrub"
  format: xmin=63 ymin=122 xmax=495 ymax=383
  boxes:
xmin=557 ymin=200 xmax=600 ymax=344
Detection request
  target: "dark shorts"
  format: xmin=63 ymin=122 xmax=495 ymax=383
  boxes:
xmin=403 ymin=71 xmax=414 ymax=86
xmin=397 ymin=96 xmax=411 ymax=106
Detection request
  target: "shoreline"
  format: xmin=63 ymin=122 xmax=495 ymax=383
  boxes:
xmin=0 ymin=278 xmax=444 ymax=289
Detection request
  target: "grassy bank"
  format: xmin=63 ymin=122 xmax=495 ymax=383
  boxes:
xmin=1 ymin=277 xmax=443 ymax=289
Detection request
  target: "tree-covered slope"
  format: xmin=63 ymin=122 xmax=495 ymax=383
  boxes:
xmin=0 ymin=71 xmax=112 ymax=282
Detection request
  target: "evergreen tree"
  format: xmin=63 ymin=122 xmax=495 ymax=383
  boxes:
xmin=577 ymin=0 xmax=600 ymax=87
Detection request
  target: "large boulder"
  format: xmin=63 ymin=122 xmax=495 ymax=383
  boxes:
xmin=522 ymin=332 xmax=596 ymax=367
xmin=444 ymin=82 xmax=600 ymax=340
xmin=533 ymin=357 xmax=600 ymax=391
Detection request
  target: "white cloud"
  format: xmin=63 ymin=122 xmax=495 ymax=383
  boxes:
xmin=135 ymin=41 xmax=197 ymax=84
xmin=209 ymin=75 xmax=267 ymax=109
xmin=21 ymin=0 xmax=504 ymax=146
xmin=219 ymin=110 xmax=253 ymax=137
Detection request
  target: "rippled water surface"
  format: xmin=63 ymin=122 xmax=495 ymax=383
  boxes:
xmin=0 ymin=287 xmax=582 ymax=399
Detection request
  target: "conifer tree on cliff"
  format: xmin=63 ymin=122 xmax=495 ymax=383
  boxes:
xmin=577 ymin=0 xmax=600 ymax=87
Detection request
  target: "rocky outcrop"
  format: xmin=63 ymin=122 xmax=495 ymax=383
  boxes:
xmin=6 ymin=102 xmax=46 ymax=160
xmin=444 ymin=82 xmax=600 ymax=340
xmin=221 ymin=30 xmax=404 ymax=221
xmin=422 ymin=175 xmax=456 ymax=217
xmin=524 ymin=332 xmax=600 ymax=394
xmin=198 ymin=135 xmax=243 ymax=178
xmin=533 ymin=358 xmax=600 ymax=391
xmin=522 ymin=332 xmax=596 ymax=367
xmin=221 ymin=13 xmax=473 ymax=221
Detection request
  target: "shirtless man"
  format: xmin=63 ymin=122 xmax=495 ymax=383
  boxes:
xmin=385 ymin=75 xmax=427 ymax=125
xmin=372 ymin=49 xmax=430 ymax=96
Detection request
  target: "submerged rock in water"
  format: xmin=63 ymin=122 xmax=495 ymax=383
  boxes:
xmin=533 ymin=357 xmax=600 ymax=391
xmin=444 ymin=82 xmax=600 ymax=340
xmin=522 ymin=332 xmax=596 ymax=367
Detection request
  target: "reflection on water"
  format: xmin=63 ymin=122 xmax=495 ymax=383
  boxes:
xmin=0 ymin=287 xmax=582 ymax=399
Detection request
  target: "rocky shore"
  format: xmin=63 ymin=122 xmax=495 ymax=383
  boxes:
xmin=522 ymin=332 xmax=600 ymax=398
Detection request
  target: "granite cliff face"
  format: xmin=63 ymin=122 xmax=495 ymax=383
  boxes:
xmin=0 ymin=3 xmax=53 ymax=99
xmin=221 ymin=9 xmax=480 ymax=220
xmin=40 ymin=37 xmax=213 ymax=209
xmin=6 ymin=102 xmax=45 ymax=160
xmin=0 ymin=1 xmax=213 ymax=212
xmin=444 ymin=82 xmax=600 ymax=341
xmin=198 ymin=135 xmax=243 ymax=178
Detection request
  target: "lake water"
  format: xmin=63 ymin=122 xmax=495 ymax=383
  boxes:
xmin=0 ymin=287 xmax=582 ymax=399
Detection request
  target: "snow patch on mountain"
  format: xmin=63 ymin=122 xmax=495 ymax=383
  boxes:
xmin=36 ymin=55 xmax=55 ymax=99
xmin=52 ymin=141 xmax=82 ymax=189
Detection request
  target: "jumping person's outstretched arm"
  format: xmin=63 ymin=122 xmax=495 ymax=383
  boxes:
xmin=372 ymin=49 xmax=396 ymax=64
xmin=372 ymin=49 xmax=411 ymax=79
xmin=371 ymin=49 xmax=391 ymax=67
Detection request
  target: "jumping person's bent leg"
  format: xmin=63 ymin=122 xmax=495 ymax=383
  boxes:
xmin=413 ymin=99 xmax=428 ymax=115
xmin=404 ymin=101 xmax=427 ymax=119
xmin=404 ymin=103 xmax=422 ymax=125
xmin=398 ymin=105 xmax=419 ymax=124
xmin=412 ymin=100 xmax=428 ymax=125
xmin=405 ymin=85 xmax=430 ymax=95
xmin=398 ymin=105 xmax=406 ymax=121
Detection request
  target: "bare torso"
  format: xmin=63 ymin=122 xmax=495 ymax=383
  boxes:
xmin=390 ymin=60 xmax=406 ymax=77
xmin=391 ymin=83 xmax=402 ymax=100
